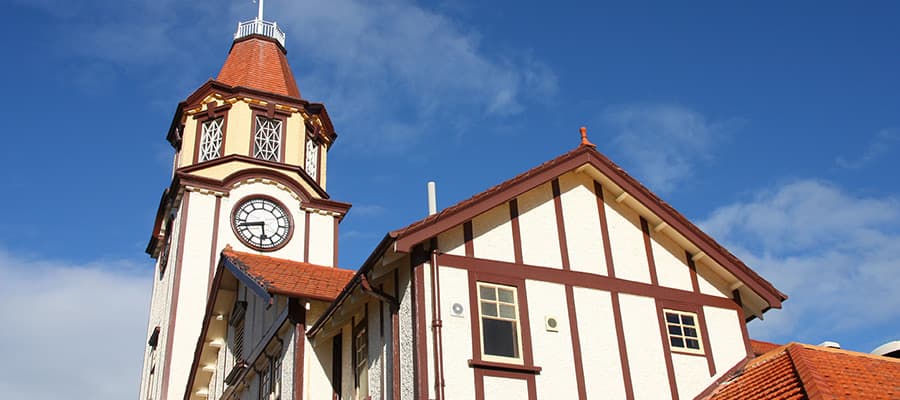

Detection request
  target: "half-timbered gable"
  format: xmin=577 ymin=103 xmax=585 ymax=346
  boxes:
xmin=310 ymin=142 xmax=786 ymax=400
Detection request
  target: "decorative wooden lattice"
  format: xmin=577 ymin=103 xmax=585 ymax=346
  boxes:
xmin=254 ymin=116 xmax=282 ymax=161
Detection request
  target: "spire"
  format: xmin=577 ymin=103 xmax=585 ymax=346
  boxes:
xmin=579 ymin=126 xmax=596 ymax=147
xmin=217 ymin=2 xmax=301 ymax=98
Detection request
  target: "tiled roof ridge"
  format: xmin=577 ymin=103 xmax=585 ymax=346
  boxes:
xmin=222 ymin=248 xmax=341 ymax=271
xmin=787 ymin=344 xmax=828 ymax=400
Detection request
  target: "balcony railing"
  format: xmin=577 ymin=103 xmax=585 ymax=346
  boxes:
xmin=234 ymin=19 xmax=285 ymax=47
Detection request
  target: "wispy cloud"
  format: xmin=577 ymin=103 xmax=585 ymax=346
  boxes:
xmin=700 ymin=180 xmax=900 ymax=349
xmin=268 ymin=0 xmax=558 ymax=152
xmin=602 ymin=104 xmax=739 ymax=193
xmin=0 ymin=250 xmax=151 ymax=400
xmin=351 ymin=204 xmax=387 ymax=217
xmin=836 ymin=128 xmax=900 ymax=169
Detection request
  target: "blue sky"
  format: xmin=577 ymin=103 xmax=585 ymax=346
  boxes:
xmin=1 ymin=1 xmax=898 ymax=398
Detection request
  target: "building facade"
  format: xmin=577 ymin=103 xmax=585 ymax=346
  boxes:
xmin=135 ymin=12 xmax=898 ymax=400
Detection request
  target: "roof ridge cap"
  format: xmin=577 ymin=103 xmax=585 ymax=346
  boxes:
xmin=786 ymin=343 xmax=830 ymax=400
xmin=224 ymin=248 xmax=355 ymax=272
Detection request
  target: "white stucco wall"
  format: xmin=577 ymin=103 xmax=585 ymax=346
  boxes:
xmin=672 ymin=353 xmax=710 ymax=399
xmin=525 ymin=280 xmax=579 ymax=399
xmin=705 ymin=306 xmax=748 ymax=379
xmin=618 ymin=294 xmax=670 ymax=400
xmin=438 ymin=225 xmax=466 ymax=256
xmin=307 ymin=212 xmax=335 ymax=267
xmin=603 ymin=188 xmax=652 ymax=284
xmin=517 ymin=182 xmax=563 ymax=269
xmin=558 ymin=172 xmax=606 ymax=275
xmin=483 ymin=376 xmax=528 ymax=400
xmin=573 ymin=287 xmax=627 ymax=399
xmin=650 ymin=229 xmax=693 ymax=291
xmin=168 ymin=191 xmax=217 ymax=399
xmin=307 ymin=331 xmax=334 ymax=400
xmin=472 ymin=202 xmax=515 ymax=263
xmin=437 ymin=266 xmax=475 ymax=400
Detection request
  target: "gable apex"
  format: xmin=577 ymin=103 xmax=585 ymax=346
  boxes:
xmin=390 ymin=145 xmax=786 ymax=310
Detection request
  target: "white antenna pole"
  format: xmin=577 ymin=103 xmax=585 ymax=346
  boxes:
xmin=427 ymin=181 xmax=438 ymax=216
xmin=257 ymin=0 xmax=264 ymax=20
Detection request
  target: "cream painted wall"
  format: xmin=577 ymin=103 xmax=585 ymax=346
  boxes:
xmin=650 ymin=229 xmax=694 ymax=291
xmin=619 ymin=294 xmax=671 ymax=400
xmin=517 ymin=182 xmax=563 ymax=269
xmin=603 ymin=187 xmax=652 ymax=284
xmin=483 ymin=376 xmax=528 ymax=400
xmin=223 ymin=102 xmax=252 ymax=160
xmin=167 ymin=191 xmax=217 ymax=400
xmin=308 ymin=213 xmax=336 ymax=267
xmin=438 ymin=226 xmax=465 ymax=256
xmin=525 ymin=280 xmax=579 ymax=399
xmin=671 ymin=353 xmax=710 ymax=399
xmin=705 ymin=306 xmax=748 ymax=379
xmin=573 ymin=287 xmax=627 ymax=399
xmin=558 ymin=172 xmax=607 ymax=275
xmin=697 ymin=261 xmax=730 ymax=298
xmin=436 ymin=266 xmax=476 ymax=400
xmin=283 ymin=112 xmax=305 ymax=166
xmin=472 ymin=202 xmax=515 ymax=263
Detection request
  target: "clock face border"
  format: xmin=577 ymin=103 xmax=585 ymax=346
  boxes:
xmin=230 ymin=195 xmax=295 ymax=252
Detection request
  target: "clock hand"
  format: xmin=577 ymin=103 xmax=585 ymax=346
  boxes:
xmin=238 ymin=221 xmax=265 ymax=227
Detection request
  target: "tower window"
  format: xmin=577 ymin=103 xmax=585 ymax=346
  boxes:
xmin=304 ymin=137 xmax=318 ymax=179
xmin=664 ymin=309 xmax=704 ymax=354
xmin=254 ymin=116 xmax=282 ymax=161
xmin=199 ymin=117 xmax=224 ymax=162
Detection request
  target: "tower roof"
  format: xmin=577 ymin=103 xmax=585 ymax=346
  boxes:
xmin=216 ymin=34 xmax=302 ymax=98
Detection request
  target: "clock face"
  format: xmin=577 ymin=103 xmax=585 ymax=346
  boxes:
xmin=232 ymin=198 xmax=292 ymax=250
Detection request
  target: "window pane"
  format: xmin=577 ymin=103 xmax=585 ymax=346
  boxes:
xmin=479 ymin=286 xmax=496 ymax=301
xmin=686 ymin=339 xmax=700 ymax=349
xmin=481 ymin=302 xmax=498 ymax=317
xmin=498 ymin=288 xmax=515 ymax=303
xmin=684 ymin=327 xmax=698 ymax=338
xmin=681 ymin=315 xmax=695 ymax=326
xmin=670 ymin=337 xmax=685 ymax=348
xmin=499 ymin=304 xmax=516 ymax=319
xmin=483 ymin=318 xmax=518 ymax=358
xmin=665 ymin=313 xmax=680 ymax=324
xmin=668 ymin=325 xmax=682 ymax=336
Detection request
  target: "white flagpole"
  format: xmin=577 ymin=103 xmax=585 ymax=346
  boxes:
xmin=257 ymin=0 xmax=264 ymax=20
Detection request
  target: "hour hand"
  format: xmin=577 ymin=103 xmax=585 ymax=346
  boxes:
xmin=238 ymin=221 xmax=265 ymax=227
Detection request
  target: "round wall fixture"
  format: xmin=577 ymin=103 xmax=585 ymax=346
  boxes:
xmin=450 ymin=303 xmax=465 ymax=317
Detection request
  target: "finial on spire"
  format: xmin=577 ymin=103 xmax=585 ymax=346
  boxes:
xmin=580 ymin=126 xmax=596 ymax=147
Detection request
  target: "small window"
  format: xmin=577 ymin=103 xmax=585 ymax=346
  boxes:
xmin=254 ymin=116 xmax=282 ymax=161
xmin=477 ymin=282 xmax=522 ymax=362
xmin=304 ymin=137 xmax=319 ymax=179
xmin=199 ymin=117 xmax=224 ymax=162
xmin=230 ymin=300 xmax=248 ymax=361
xmin=664 ymin=309 xmax=703 ymax=354
xmin=259 ymin=360 xmax=271 ymax=400
xmin=353 ymin=319 xmax=368 ymax=396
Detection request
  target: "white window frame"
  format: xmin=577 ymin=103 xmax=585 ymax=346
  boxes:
xmin=199 ymin=117 xmax=224 ymax=162
xmin=476 ymin=282 xmax=524 ymax=364
xmin=663 ymin=309 xmax=704 ymax=355
xmin=304 ymin=136 xmax=319 ymax=179
xmin=254 ymin=116 xmax=282 ymax=162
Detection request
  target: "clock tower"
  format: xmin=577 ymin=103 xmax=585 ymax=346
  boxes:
xmin=138 ymin=14 xmax=350 ymax=400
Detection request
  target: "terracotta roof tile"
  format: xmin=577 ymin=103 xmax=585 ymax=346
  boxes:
xmin=223 ymin=249 xmax=354 ymax=302
xmin=707 ymin=343 xmax=900 ymax=400
xmin=217 ymin=35 xmax=301 ymax=98
xmin=751 ymin=339 xmax=783 ymax=356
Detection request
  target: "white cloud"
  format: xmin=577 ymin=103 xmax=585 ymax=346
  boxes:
xmin=267 ymin=0 xmax=558 ymax=151
xmin=836 ymin=128 xmax=900 ymax=169
xmin=0 ymin=250 xmax=151 ymax=400
xmin=602 ymin=104 xmax=738 ymax=193
xmin=699 ymin=180 xmax=900 ymax=347
xmin=351 ymin=204 xmax=387 ymax=217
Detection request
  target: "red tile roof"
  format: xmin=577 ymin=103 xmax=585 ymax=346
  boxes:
xmin=751 ymin=339 xmax=782 ymax=356
xmin=222 ymin=248 xmax=355 ymax=302
xmin=217 ymin=35 xmax=301 ymax=98
xmin=706 ymin=343 xmax=900 ymax=400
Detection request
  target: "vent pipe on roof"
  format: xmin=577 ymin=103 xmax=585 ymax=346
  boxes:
xmin=818 ymin=341 xmax=841 ymax=349
xmin=427 ymin=181 xmax=437 ymax=216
